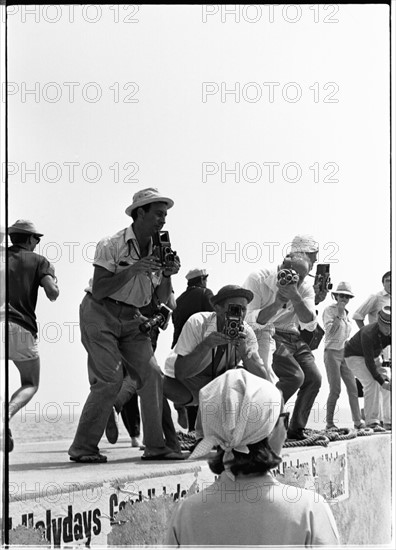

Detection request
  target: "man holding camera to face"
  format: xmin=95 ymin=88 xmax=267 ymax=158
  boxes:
xmin=163 ymin=285 xmax=270 ymax=419
xmin=244 ymin=253 xmax=321 ymax=440
xmin=68 ymin=188 xmax=183 ymax=463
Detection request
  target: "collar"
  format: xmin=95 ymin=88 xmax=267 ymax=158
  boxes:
xmin=379 ymin=288 xmax=390 ymax=296
xmin=125 ymin=224 xmax=137 ymax=243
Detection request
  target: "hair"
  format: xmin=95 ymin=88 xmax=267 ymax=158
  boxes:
xmin=382 ymin=271 xmax=391 ymax=283
xmin=187 ymin=276 xmax=206 ymax=287
xmin=208 ymin=438 xmax=282 ymax=477
xmin=131 ymin=201 xmax=168 ymax=221
xmin=9 ymin=233 xmax=31 ymax=245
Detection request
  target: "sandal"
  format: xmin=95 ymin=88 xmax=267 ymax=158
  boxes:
xmin=141 ymin=450 xmax=185 ymax=461
xmin=69 ymin=453 xmax=107 ymax=463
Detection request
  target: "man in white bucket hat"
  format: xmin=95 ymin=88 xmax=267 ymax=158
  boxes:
xmin=69 ymin=188 xmax=184 ymax=462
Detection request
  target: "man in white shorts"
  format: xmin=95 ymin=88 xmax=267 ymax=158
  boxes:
xmin=7 ymin=220 xmax=59 ymax=451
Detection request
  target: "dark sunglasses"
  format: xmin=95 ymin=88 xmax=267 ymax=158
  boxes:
xmin=337 ymin=294 xmax=351 ymax=299
xmin=278 ymin=411 xmax=290 ymax=430
xmin=33 ymin=235 xmax=41 ymax=243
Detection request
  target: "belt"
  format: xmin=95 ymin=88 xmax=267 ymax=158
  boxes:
xmin=94 ymin=295 xmax=141 ymax=313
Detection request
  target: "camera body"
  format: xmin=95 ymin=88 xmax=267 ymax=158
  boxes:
xmin=139 ymin=303 xmax=172 ymax=334
xmin=153 ymin=231 xmax=177 ymax=267
xmin=277 ymin=268 xmax=299 ymax=286
xmin=224 ymin=303 xmax=244 ymax=339
xmin=314 ymin=263 xmax=333 ymax=293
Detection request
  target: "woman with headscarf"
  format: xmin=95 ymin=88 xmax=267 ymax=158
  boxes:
xmin=165 ymin=369 xmax=339 ymax=546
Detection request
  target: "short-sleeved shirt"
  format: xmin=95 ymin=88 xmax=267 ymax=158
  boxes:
xmin=165 ymin=311 xmax=259 ymax=378
xmin=244 ymin=268 xmax=317 ymax=334
xmin=92 ymin=225 xmax=162 ymax=307
xmin=352 ymin=289 xmax=390 ymax=324
xmin=8 ymin=245 xmax=56 ymax=337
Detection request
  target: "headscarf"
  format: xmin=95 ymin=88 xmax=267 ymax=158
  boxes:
xmin=190 ymin=370 xmax=282 ymax=480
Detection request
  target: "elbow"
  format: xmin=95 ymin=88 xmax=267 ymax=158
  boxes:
xmin=47 ymin=288 xmax=59 ymax=301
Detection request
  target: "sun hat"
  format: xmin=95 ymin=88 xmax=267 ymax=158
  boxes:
xmin=190 ymin=370 xmax=282 ymax=479
xmin=211 ymin=285 xmax=253 ymax=306
xmin=125 ymin=188 xmax=174 ymax=217
xmin=186 ymin=268 xmax=208 ymax=281
xmin=331 ymin=281 xmax=355 ymax=298
xmin=290 ymin=234 xmax=319 ymax=253
xmin=8 ymin=220 xmax=44 ymax=237
xmin=378 ymin=305 xmax=391 ymax=325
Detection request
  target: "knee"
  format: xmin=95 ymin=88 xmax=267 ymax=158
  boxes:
xmin=310 ymin=370 xmax=322 ymax=391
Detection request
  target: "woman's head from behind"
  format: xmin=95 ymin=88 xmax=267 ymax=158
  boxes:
xmin=190 ymin=370 xmax=287 ymax=478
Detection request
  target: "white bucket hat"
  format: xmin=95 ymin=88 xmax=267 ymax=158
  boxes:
xmin=125 ymin=187 xmax=174 ymax=217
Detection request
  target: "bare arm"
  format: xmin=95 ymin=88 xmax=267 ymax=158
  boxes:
xmin=92 ymin=257 xmax=162 ymax=300
xmin=41 ymin=275 xmax=59 ymax=302
xmin=355 ymin=319 xmax=364 ymax=329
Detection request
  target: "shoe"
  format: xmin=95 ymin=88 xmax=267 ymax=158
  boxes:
xmin=131 ymin=437 xmax=141 ymax=448
xmin=8 ymin=429 xmax=14 ymax=452
xmin=287 ymin=429 xmax=309 ymax=441
xmin=368 ymin=423 xmax=386 ymax=433
xmin=383 ymin=423 xmax=392 ymax=431
xmin=175 ymin=405 xmax=188 ymax=430
xmin=105 ymin=408 xmax=119 ymax=444
xmin=70 ymin=453 xmax=107 ymax=463
xmin=141 ymin=450 xmax=185 ymax=461
xmin=354 ymin=422 xmax=366 ymax=430
xmin=326 ymin=424 xmax=339 ymax=431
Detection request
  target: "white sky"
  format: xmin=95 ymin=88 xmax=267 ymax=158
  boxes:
xmin=3 ymin=3 xmax=392 ymax=417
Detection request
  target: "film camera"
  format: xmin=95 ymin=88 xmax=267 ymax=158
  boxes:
xmin=277 ymin=268 xmax=299 ymax=286
xmin=224 ymin=303 xmax=244 ymax=339
xmin=314 ymin=264 xmax=333 ymax=293
xmin=153 ymin=231 xmax=177 ymax=267
xmin=139 ymin=303 xmax=172 ymax=334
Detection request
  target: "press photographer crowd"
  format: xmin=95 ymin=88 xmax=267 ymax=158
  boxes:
xmin=2 ymin=187 xmax=391 ymax=545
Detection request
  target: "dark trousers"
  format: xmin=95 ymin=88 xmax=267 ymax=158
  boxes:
xmin=272 ymin=330 xmax=322 ymax=432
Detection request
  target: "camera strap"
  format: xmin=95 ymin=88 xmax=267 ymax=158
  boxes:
xmin=211 ymin=344 xmax=232 ymax=379
xmin=127 ymin=233 xmax=162 ymax=310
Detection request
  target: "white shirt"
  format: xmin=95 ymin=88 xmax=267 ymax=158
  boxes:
xmin=244 ymin=268 xmax=317 ymax=334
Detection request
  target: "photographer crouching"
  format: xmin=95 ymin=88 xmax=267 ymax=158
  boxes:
xmin=68 ymin=188 xmax=184 ymax=463
xmin=163 ymin=285 xmax=271 ymax=433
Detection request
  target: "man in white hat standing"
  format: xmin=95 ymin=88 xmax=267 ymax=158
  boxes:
xmin=7 ymin=220 xmax=59 ymax=451
xmin=68 ymin=188 xmax=183 ymax=462
xmin=244 ymin=253 xmax=321 ymax=440
xmin=344 ymin=305 xmax=392 ymax=431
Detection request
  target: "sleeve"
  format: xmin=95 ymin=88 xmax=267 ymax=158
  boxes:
xmin=361 ymin=329 xmax=386 ymax=384
xmin=92 ymin=237 xmax=117 ymax=273
xmin=244 ymin=271 xmax=273 ymax=329
xmin=322 ymin=306 xmax=336 ymax=332
xmin=174 ymin=314 xmax=205 ymax=357
xmin=38 ymin=255 xmax=56 ymax=282
xmin=243 ymin=323 xmax=259 ymax=355
xmin=352 ymin=294 xmax=376 ymax=321
xmin=299 ymin=285 xmax=318 ymax=331
xmin=309 ymin=497 xmax=340 ymax=546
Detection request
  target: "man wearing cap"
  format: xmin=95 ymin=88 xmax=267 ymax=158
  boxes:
xmin=352 ymin=271 xmax=391 ymax=366
xmin=171 ymin=268 xmax=214 ymax=348
xmin=322 ymin=282 xmax=364 ymax=430
xmin=170 ymin=268 xmax=214 ymax=430
xmin=7 ymin=220 xmax=59 ymax=451
xmin=68 ymin=188 xmax=183 ymax=462
xmin=344 ymin=305 xmax=392 ymax=431
xmin=244 ymin=253 xmax=321 ymax=440
xmin=163 ymin=285 xmax=270 ymax=418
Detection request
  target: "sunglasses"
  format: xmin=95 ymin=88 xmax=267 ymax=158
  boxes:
xmin=33 ymin=235 xmax=41 ymax=243
xmin=278 ymin=411 xmax=290 ymax=430
xmin=336 ymin=294 xmax=351 ymax=299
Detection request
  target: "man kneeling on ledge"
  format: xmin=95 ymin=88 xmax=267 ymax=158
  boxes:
xmin=163 ymin=285 xmax=271 ymax=433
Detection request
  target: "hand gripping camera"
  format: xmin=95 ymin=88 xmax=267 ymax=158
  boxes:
xmin=277 ymin=268 xmax=299 ymax=286
xmin=314 ymin=264 xmax=333 ymax=293
xmin=139 ymin=303 xmax=172 ymax=334
xmin=152 ymin=231 xmax=177 ymax=267
xmin=224 ymin=303 xmax=244 ymax=339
